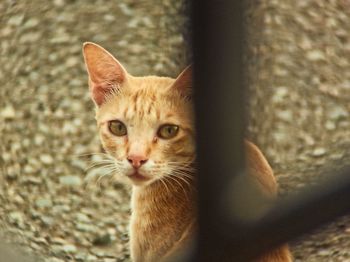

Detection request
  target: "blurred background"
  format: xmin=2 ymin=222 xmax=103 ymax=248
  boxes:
xmin=1 ymin=0 xmax=350 ymax=261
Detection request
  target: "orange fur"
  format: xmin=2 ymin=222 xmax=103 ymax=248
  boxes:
xmin=246 ymin=140 xmax=292 ymax=262
xmin=83 ymin=42 xmax=292 ymax=262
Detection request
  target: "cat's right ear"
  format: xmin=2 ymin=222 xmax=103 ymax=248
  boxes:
xmin=83 ymin=42 xmax=127 ymax=106
xmin=172 ymin=65 xmax=192 ymax=99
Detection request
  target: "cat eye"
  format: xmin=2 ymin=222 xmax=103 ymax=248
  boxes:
xmin=108 ymin=120 xmax=127 ymax=136
xmin=157 ymin=124 xmax=179 ymax=139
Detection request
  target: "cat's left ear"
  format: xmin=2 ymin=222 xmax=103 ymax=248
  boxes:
xmin=83 ymin=42 xmax=127 ymax=106
xmin=172 ymin=65 xmax=192 ymax=98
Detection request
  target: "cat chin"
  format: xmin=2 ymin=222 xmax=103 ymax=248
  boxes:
xmin=129 ymin=180 xmax=154 ymax=187
xmin=127 ymin=178 xmax=156 ymax=187
xmin=126 ymin=171 xmax=154 ymax=187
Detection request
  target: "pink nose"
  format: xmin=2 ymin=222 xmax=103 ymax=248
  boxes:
xmin=127 ymin=155 xmax=148 ymax=169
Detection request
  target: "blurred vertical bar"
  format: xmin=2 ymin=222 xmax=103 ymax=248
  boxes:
xmin=191 ymin=0 xmax=246 ymax=261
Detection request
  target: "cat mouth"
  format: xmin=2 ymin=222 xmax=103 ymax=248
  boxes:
xmin=127 ymin=171 xmax=151 ymax=183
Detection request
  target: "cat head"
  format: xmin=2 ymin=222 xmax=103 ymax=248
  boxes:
xmin=83 ymin=42 xmax=195 ymax=187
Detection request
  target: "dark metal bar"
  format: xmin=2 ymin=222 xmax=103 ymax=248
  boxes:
xmin=190 ymin=0 xmax=350 ymax=261
xmin=191 ymin=0 xmax=247 ymax=261
xmin=223 ymin=167 xmax=350 ymax=261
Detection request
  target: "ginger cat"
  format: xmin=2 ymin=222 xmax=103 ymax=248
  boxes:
xmin=82 ymin=42 xmax=292 ymax=262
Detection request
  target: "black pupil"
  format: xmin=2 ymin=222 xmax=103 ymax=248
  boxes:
xmin=111 ymin=122 xmax=124 ymax=133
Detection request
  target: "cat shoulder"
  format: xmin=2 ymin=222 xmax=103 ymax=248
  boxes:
xmin=245 ymin=140 xmax=277 ymax=195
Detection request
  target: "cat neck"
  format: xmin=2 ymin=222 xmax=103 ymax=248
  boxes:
xmin=130 ymin=175 xmax=196 ymax=261
xmin=131 ymin=176 xmax=196 ymax=216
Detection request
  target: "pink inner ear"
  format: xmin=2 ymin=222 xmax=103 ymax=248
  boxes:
xmin=88 ymin=65 xmax=125 ymax=106
xmin=91 ymin=83 xmax=112 ymax=106
xmin=90 ymin=76 xmax=122 ymax=106
xmin=172 ymin=65 xmax=192 ymax=96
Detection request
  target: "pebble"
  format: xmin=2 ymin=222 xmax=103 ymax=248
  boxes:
xmin=328 ymin=106 xmax=349 ymax=120
xmin=62 ymin=244 xmax=77 ymax=254
xmin=46 ymin=258 xmax=65 ymax=262
xmin=19 ymin=32 xmax=41 ymax=44
xmin=1 ymin=105 xmax=16 ymax=119
xmin=23 ymin=176 xmax=42 ymax=185
xmin=23 ymin=18 xmax=40 ymax=28
xmin=53 ymin=0 xmax=65 ymax=7
xmin=276 ymin=110 xmax=293 ymax=122
xmin=32 ymin=237 xmax=48 ymax=245
xmin=50 ymin=237 xmax=67 ymax=245
xmin=103 ymin=14 xmax=115 ymax=22
xmin=61 ymin=122 xmax=75 ymax=134
xmin=306 ymin=50 xmax=326 ymax=61
xmin=5 ymin=167 xmax=18 ymax=180
xmin=51 ymin=245 xmax=67 ymax=256
xmin=39 ymin=154 xmax=54 ymax=165
xmin=75 ymin=213 xmax=90 ymax=223
xmin=7 ymin=15 xmax=24 ymax=26
xmin=325 ymin=121 xmax=336 ymax=130
xmin=127 ymin=18 xmax=140 ymax=28
xmin=34 ymin=135 xmax=45 ymax=145
xmin=35 ymin=198 xmax=52 ymax=208
xmin=76 ymin=223 xmax=96 ymax=232
xmin=23 ymin=165 xmax=35 ymax=174
xmin=65 ymin=57 xmax=79 ymax=67
xmin=119 ymin=3 xmax=133 ymax=16
xmin=272 ymin=131 xmax=289 ymax=143
xmin=312 ymin=148 xmax=326 ymax=157
xmin=29 ymin=209 xmax=41 ymax=219
xmin=8 ymin=212 xmax=24 ymax=227
xmin=71 ymin=159 xmax=87 ymax=170
xmin=52 ymin=204 xmax=71 ymax=213
xmin=74 ymin=252 xmax=88 ymax=261
xmin=271 ymin=86 xmax=289 ymax=103
xmin=103 ymin=258 xmax=118 ymax=262
xmin=90 ymin=247 xmax=109 ymax=257
xmin=317 ymin=249 xmax=333 ymax=256
xmin=59 ymin=175 xmax=82 ymax=186
xmin=85 ymin=254 xmax=99 ymax=261
xmin=40 ymin=216 xmax=55 ymax=226
xmin=1 ymin=152 xmax=11 ymax=163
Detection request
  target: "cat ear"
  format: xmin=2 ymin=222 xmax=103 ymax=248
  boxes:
xmin=83 ymin=42 xmax=127 ymax=106
xmin=172 ymin=65 xmax=192 ymax=98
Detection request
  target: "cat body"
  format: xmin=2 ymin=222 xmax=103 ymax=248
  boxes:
xmin=83 ymin=42 xmax=292 ymax=262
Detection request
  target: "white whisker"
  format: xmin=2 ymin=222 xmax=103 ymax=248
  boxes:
xmin=164 ymin=174 xmax=187 ymax=196
xmin=159 ymin=178 xmax=170 ymax=195
xmin=169 ymin=173 xmax=191 ymax=187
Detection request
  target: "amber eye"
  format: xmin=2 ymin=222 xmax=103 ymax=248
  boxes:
xmin=157 ymin=124 xmax=179 ymax=139
xmin=108 ymin=120 xmax=127 ymax=136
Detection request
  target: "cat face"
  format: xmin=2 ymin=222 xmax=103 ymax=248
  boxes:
xmin=83 ymin=43 xmax=195 ymax=187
